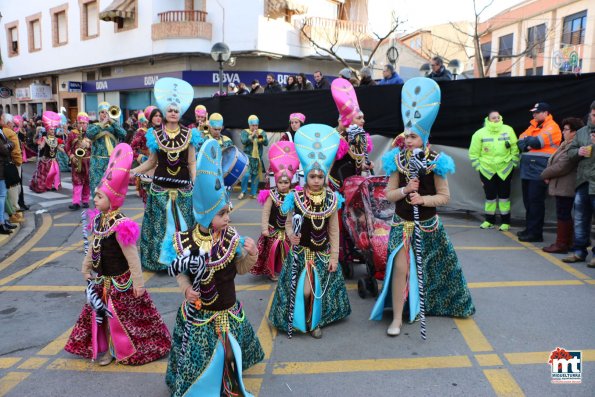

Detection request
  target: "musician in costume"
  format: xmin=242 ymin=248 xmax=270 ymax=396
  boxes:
xmin=64 ymin=143 xmax=171 ymax=366
xmin=252 ymin=141 xmax=300 ymax=280
xmin=187 ymin=104 xmax=208 ymax=131
xmin=162 ymin=139 xmax=264 ymax=397
xmin=87 ymin=102 xmax=127 ymax=193
xmin=29 ymin=111 xmax=66 ymax=193
xmin=268 ymin=124 xmax=351 ymax=339
xmin=205 ymin=113 xmax=233 ymax=149
xmin=131 ymin=78 xmax=202 ymax=272
xmin=239 ymin=115 xmax=268 ymax=200
xmin=66 ymin=112 xmax=92 ymax=210
xmin=370 ymin=78 xmax=475 ymax=337
xmin=328 ymin=78 xmax=374 ymax=191
xmin=130 ymin=106 xmax=161 ymax=205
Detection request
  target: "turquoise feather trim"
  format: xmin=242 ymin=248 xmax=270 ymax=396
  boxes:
xmin=431 ymin=152 xmax=456 ymax=177
xmin=190 ymin=127 xmax=204 ymax=148
xmin=145 ymin=127 xmax=158 ymax=154
xmin=335 ymin=191 xmax=345 ymax=210
xmin=381 ymin=148 xmax=400 ymax=175
xmin=161 ymin=231 xmax=178 ymax=265
xmin=281 ymin=191 xmax=295 ymax=214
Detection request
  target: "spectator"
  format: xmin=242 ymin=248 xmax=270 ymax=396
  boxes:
xmin=296 ymin=73 xmax=314 ymax=90
xmin=0 ymin=126 xmax=14 ymax=234
xmin=541 ymin=117 xmax=583 ymax=254
xmin=0 ymin=113 xmax=23 ymax=224
xmin=359 ymin=67 xmax=377 ymax=86
xmin=285 ymin=75 xmax=299 ymax=91
xmin=250 ymin=80 xmax=264 ymax=94
xmin=264 ymin=73 xmax=283 ymax=94
xmin=428 ymin=56 xmax=453 ymax=81
xmin=378 ymin=64 xmax=403 ymax=85
xmin=237 ymin=82 xmax=250 ymax=95
xmin=516 ymin=102 xmax=562 ymax=242
xmin=313 ymin=71 xmax=331 ymax=90
xmin=227 ymin=83 xmax=238 ymax=95
xmin=339 ymin=68 xmax=359 ymax=87
xmin=564 ymin=101 xmax=595 ymax=267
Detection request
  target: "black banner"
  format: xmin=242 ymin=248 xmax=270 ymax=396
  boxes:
xmin=184 ymin=73 xmax=595 ymax=148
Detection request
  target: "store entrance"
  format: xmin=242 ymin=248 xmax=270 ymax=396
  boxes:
xmin=64 ymin=98 xmax=78 ymax=123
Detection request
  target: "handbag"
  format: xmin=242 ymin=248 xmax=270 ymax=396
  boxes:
xmin=4 ymin=161 xmax=21 ymax=188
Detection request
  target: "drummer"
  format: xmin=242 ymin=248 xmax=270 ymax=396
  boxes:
xmin=239 ymin=115 xmax=268 ymax=200
xmin=205 ymin=113 xmax=233 ymax=149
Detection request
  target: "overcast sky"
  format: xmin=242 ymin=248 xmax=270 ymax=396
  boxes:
xmin=369 ymin=0 xmax=526 ymax=34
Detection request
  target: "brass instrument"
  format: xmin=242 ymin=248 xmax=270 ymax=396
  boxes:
xmin=202 ymin=124 xmax=209 ymax=132
xmin=108 ymin=105 xmax=121 ymax=120
xmin=72 ymin=138 xmax=90 ymax=174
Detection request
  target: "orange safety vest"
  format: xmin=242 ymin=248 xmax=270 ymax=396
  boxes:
xmin=519 ymin=114 xmax=561 ymax=155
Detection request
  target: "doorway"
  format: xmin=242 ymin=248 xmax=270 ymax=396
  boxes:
xmin=64 ymin=98 xmax=78 ymax=123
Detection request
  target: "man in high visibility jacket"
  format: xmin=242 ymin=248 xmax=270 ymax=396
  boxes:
xmin=516 ymin=102 xmax=562 ymax=242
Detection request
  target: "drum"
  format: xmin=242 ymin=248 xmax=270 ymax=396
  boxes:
xmin=222 ymin=146 xmax=248 ymax=187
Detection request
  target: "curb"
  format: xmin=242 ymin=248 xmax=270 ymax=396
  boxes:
xmin=0 ymin=211 xmax=39 ymax=259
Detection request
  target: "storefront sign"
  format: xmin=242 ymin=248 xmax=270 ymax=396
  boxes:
xmin=15 ymin=87 xmax=31 ymax=101
xmin=82 ymin=72 xmax=184 ymax=92
xmin=0 ymin=87 xmax=12 ymax=98
xmin=68 ymin=81 xmax=82 ymax=92
xmin=29 ymin=84 xmax=52 ymax=100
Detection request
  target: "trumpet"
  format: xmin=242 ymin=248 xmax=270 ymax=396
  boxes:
xmin=108 ymin=105 xmax=121 ymax=120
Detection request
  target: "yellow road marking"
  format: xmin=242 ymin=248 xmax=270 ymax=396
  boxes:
xmin=244 ymin=363 xmax=267 ymax=375
xmin=131 ymin=213 xmax=143 ymax=221
xmin=0 ymin=241 xmax=84 ymax=286
xmin=454 ymin=246 xmax=525 ymax=251
xmin=52 ymin=211 xmax=69 ymax=220
xmin=0 ymin=372 xmax=30 ymax=397
xmin=585 ymin=279 xmax=595 ymax=285
xmin=143 ymin=270 xmax=156 ymax=283
xmin=475 ymin=354 xmax=503 ymax=367
xmin=38 ymin=327 xmax=74 ymax=356
xmin=256 ymin=290 xmax=277 ymax=360
xmin=0 ymin=357 xmax=21 ymax=369
xmin=505 ymin=349 xmax=595 ymax=365
xmin=467 ymin=280 xmax=584 ymax=288
xmin=272 ymin=355 xmax=473 ymax=375
xmin=0 ymin=213 xmax=52 ymax=272
xmin=483 ymin=369 xmax=525 ymax=396
xmin=48 ymin=358 xmax=167 ymax=373
xmin=501 ymin=231 xmax=590 ymax=280
xmin=231 ymin=199 xmax=250 ymax=213
xmin=30 ymin=246 xmax=64 ymax=252
xmin=454 ymin=318 xmax=493 ymax=352
xmin=244 ymin=378 xmax=263 ymax=397
xmin=53 ymin=223 xmax=81 ymax=227
xmin=18 ymin=357 xmax=49 ymax=369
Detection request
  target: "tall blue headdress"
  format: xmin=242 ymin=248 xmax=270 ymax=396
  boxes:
xmin=154 ymin=77 xmax=194 ymax=116
xmin=401 ymin=77 xmax=441 ymax=145
xmin=294 ymin=124 xmax=340 ymax=177
xmin=193 ymin=139 xmax=230 ymax=228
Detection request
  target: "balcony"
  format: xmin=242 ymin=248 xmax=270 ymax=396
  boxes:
xmin=294 ymin=16 xmax=368 ymax=47
xmin=152 ymin=10 xmax=212 ymax=41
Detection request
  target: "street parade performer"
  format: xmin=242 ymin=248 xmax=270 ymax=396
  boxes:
xmin=239 ymin=115 xmax=268 ymax=200
xmin=251 ymin=141 xmax=300 ymax=281
xmin=268 ymin=124 xmax=351 ymax=339
xmin=205 ymin=113 xmax=234 ymax=149
xmin=29 ymin=111 xmax=66 ymax=193
xmin=64 ymin=143 xmax=171 ymax=366
xmin=188 ymin=104 xmax=208 ymax=130
xmin=130 ymin=106 xmax=161 ymax=206
xmin=370 ymin=78 xmax=475 ymax=337
xmin=131 ymin=78 xmax=202 ymax=272
xmin=87 ymin=101 xmax=127 ymax=193
xmin=65 ymin=112 xmax=92 ymax=210
xmin=162 ymin=138 xmax=264 ymax=397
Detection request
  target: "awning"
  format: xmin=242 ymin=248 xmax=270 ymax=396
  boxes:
xmin=99 ymin=0 xmax=136 ymax=22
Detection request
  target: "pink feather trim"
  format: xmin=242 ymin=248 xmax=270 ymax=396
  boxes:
xmin=366 ymin=133 xmax=374 ymax=153
xmin=86 ymin=209 xmax=100 ymax=231
xmin=114 ymin=218 xmax=141 ymax=246
xmin=294 ymin=185 xmax=303 ymax=191
xmin=257 ymin=190 xmax=270 ymax=205
xmin=336 ymin=139 xmax=349 ymax=160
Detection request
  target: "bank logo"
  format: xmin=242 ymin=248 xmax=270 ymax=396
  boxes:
xmin=549 ymin=347 xmax=582 ymax=384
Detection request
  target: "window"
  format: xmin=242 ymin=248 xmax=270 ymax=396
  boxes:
xmin=51 ymin=5 xmax=69 ymax=47
xmin=100 ymin=67 xmax=111 ymax=78
xmin=525 ymin=67 xmax=543 ymax=76
xmin=86 ymin=71 xmax=96 ymax=80
xmin=498 ymin=33 xmax=513 ymax=60
xmin=81 ymin=0 xmax=99 ymax=40
xmin=115 ymin=0 xmax=138 ymax=33
xmin=480 ymin=42 xmax=492 ymax=64
xmin=497 ymin=72 xmax=512 ymax=77
xmin=527 ymin=23 xmax=546 ymax=55
xmin=561 ymin=10 xmax=587 ymax=46
xmin=6 ymin=22 xmax=19 ymax=56
xmin=29 ymin=19 xmax=42 ymax=51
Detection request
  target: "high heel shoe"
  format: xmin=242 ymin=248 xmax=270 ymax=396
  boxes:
xmin=0 ymin=224 xmax=13 ymax=234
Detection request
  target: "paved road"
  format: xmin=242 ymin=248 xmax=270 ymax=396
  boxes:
xmin=0 ymin=165 xmax=593 ymax=396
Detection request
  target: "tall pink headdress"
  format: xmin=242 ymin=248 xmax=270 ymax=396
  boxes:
xmin=269 ymin=141 xmax=299 ymax=182
xmin=42 ymin=111 xmax=61 ymax=130
xmin=98 ymin=143 xmax=133 ymax=210
xmin=13 ymin=115 xmax=23 ymax=131
xmin=331 ymin=78 xmax=361 ymax=127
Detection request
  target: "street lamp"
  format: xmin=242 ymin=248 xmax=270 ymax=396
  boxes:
xmin=447 ymin=59 xmax=463 ymax=80
xmin=210 ymin=42 xmax=231 ymax=95
xmin=419 ymin=63 xmax=430 ymax=77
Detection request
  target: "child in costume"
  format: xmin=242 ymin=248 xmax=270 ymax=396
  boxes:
xmin=369 ymin=78 xmax=475 ymax=337
xmin=252 ymin=141 xmax=300 ymax=280
xmin=239 ymin=115 xmax=268 ymax=200
xmin=29 ymin=111 xmax=66 ymax=193
xmin=163 ymin=139 xmax=264 ymax=397
xmin=65 ymin=143 xmax=171 ymax=365
xmin=268 ymin=124 xmax=351 ymax=339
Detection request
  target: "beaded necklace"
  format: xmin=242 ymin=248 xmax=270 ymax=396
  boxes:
xmin=154 ymin=126 xmax=191 ymax=176
xmin=294 ymin=189 xmax=337 ymax=232
xmin=46 ymin=136 xmax=58 ymax=157
xmin=396 ymin=148 xmax=437 ymax=181
xmin=90 ymin=210 xmax=125 ymax=270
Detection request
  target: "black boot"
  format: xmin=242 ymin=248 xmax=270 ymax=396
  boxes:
xmin=4 ymin=221 xmax=17 ymax=230
xmin=0 ymin=224 xmax=13 ymax=234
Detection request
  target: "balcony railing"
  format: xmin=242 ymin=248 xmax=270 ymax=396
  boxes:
xmin=158 ymin=10 xmax=207 ymax=23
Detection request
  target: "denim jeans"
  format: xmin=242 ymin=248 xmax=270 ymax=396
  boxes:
xmin=0 ymin=179 xmax=7 ymax=223
xmin=571 ymin=183 xmax=595 ymax=258
xmin=521 ymin=178 xmax=548 ymax=236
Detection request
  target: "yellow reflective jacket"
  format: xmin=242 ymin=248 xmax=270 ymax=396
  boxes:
xmin=469 ymin=118 xmax=520 ymax=180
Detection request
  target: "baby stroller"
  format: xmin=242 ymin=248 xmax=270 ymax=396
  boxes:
xmin=341 ymin=175 xmax=394 ymax=298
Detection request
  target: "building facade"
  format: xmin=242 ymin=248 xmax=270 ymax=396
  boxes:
xmin=478 ymin=0 xmax=594 ymax=77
